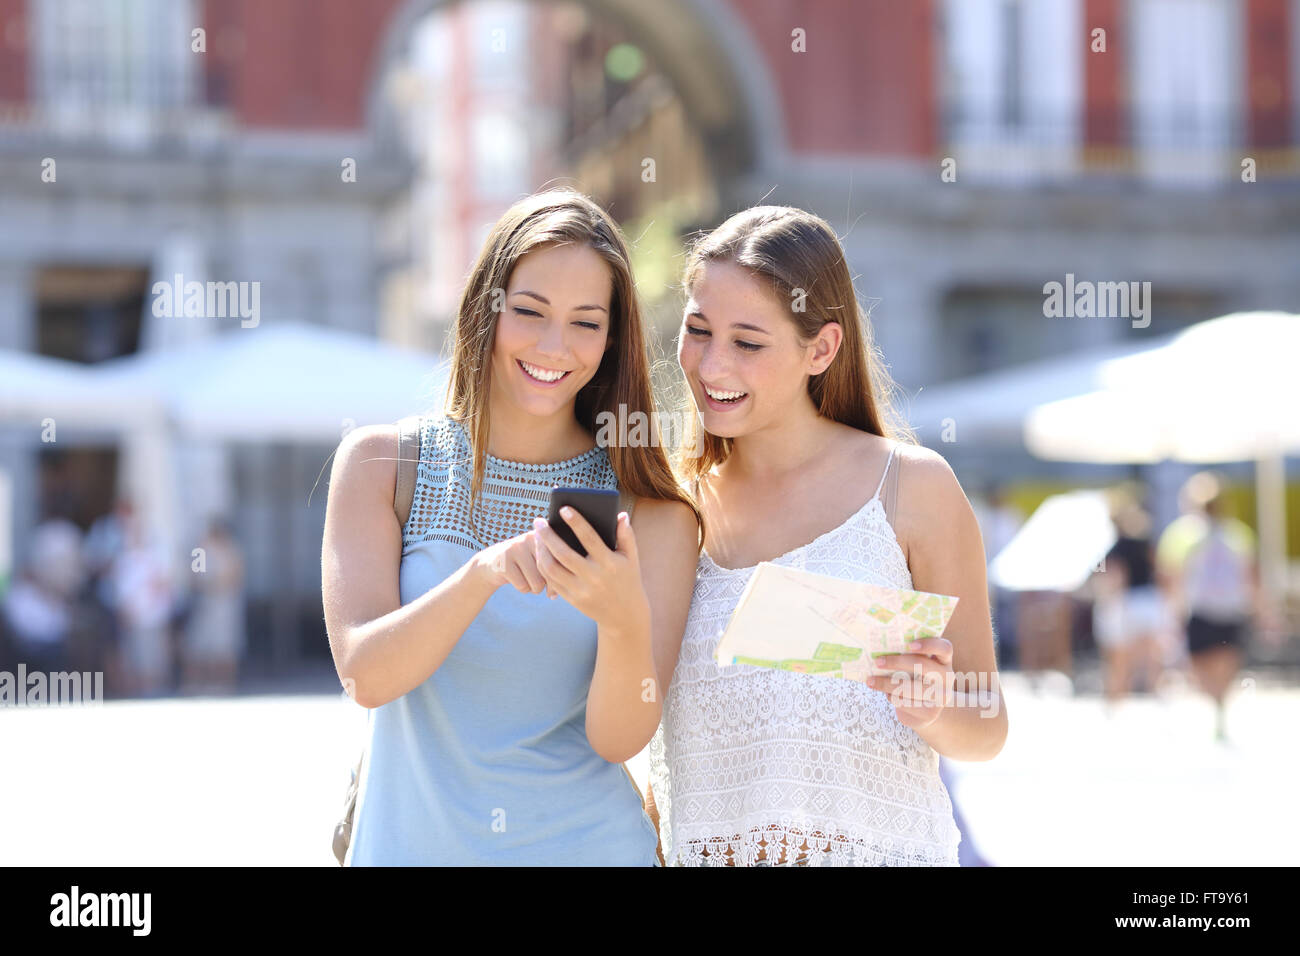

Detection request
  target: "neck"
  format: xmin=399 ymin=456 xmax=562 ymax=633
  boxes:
xmin=722 ymin=392 xmax=835 ymax=484
xmin=484 ymin=390 xmax=591 ymax=464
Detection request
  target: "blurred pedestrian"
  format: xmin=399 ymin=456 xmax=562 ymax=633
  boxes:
xmin=3 ymin=518 xmax=87 ymax=674
xmin=112 ymin=519 xmax=174 ymax=697
xmin=2 ymin=566 xmax=70 ymax=675
xmin=973 ymin=486 xmax=1022 ymax=668
xmin=182 ymin=516 xmax=246 ymax=694
xmin=1156 ymin=472 xmax=1261 ymax=742
xmin=83 ymin=498 xmax=133 ymax=694
xmin=1091 ymin=499 xmax=1169 ymax=707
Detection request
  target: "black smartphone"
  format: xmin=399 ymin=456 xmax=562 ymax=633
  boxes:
xmin=546 ymin=487 xmax=621 ymax=557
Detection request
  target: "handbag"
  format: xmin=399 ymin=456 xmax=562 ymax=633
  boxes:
xmin=331 ymin=415 xmax=663 ymax=865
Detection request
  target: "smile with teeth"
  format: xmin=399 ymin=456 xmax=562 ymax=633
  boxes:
xmin=703 ymin=383 xmax=748 ymax=403
xmin=518 ymin=359 xmax=572 ymax=384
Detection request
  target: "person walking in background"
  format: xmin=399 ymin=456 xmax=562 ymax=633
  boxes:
xmin=182 ymin=517 xmax=246 ymax=695
xmin=2 ymin=565 xmax=71 ymax=675
xmin=2 ymin=518 xmax=85 ymax=675
xmin=1091 ymin=496 xmax=1169 ymax=709
xmin=112 ymin=516 xmax=175 ymax=697
xmin=1156 ymin=472 xmax=1262 ymax=743
xmin=972 ymin=485 xmax=1022 ymax=668
xmin=83 ymin=498 xmax=134 ymax=694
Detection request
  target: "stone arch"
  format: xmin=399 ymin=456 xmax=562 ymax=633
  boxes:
xmin=364 ymin=0 xmax=787 ymax=190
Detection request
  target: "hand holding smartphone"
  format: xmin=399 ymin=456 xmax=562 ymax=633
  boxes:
xmin=545 ymin=487 xmax=620 ymax=557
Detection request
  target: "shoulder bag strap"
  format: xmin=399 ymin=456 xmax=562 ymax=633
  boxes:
xmin=884 ymin=442 xmax=901 ymax=527
xmin=394 ymin=415 xmax=422 ymax=528
xmin=618 ymin=487 xmax=638 ymax=522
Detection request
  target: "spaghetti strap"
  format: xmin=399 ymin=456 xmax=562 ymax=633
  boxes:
xmin=871 ymin=443 xmax=897 ymax=501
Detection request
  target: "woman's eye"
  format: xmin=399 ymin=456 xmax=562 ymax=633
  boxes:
xmin=685 ymin=325 xmax=758 ymax=351
xmin=574 ymin=320 xmax=602 ymax=331
xmin=513 ymin=307 xmax=542 ymax=317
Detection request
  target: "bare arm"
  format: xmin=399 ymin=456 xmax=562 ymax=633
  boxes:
xmin=643 ymin=779 xmax=665 ymax=865
xmin=585 ymin=499 xmax=698 ymax=763
xmin=321 ymin=425 xmax=513 ymax=709
xmin=888 ymin=447 xmax=1009 ymax=762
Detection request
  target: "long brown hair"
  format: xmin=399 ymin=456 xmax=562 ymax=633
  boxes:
xmin=445 ymin=189 xmax=702 ymax=547
xmin=677 ymin=205 xmax=915 ymax=482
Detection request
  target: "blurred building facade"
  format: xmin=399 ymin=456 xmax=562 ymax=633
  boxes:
xmin=1 ymin=0 xmax=1298 ymax=673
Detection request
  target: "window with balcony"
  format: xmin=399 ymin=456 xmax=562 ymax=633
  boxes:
xmin=942 ymin=0 xmax=1083 ymax=180
xmin=31 ymin=0 xmax=198 ymax=143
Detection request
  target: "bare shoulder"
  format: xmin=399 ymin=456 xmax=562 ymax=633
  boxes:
xmin=892 ymin=441 xmax=962 ymax=495
xmin=889 ymin=442 xmax=978 ymax=556
xmin=329 ymin=423 xmax=400 ymax=506
xmin=631 ymin=496 xmax=701 ymax=546
xmin=833 ymin=422 xmax=894 ymax=473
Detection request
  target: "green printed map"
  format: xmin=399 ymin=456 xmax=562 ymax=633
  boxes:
xmin=734 ymin=641 xmax=868 ymax=676
xmin=714 ymin=562 xmax=959 ymax=684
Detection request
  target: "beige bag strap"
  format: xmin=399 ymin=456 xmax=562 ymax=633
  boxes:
xmin=332 ymin=746 xmax=364 ymax=865
xmin=618 ymin=487 xmax=638 ymax=523
xmin=883 ymin=442 xmax=901 ymax=527
xmin=394 ymin=415 xmax=422 ymax=528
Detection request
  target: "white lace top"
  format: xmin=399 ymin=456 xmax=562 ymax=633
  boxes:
xmin=648 ymin=444 xmax=962 ymax=866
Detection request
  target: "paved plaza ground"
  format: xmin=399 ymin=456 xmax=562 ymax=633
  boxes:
xmin=1 ymin=671 xmax=1294 ymax=865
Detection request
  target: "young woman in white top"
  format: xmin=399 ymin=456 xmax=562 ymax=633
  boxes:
xmin=646 ymin=206 xmax=1009 ymax=865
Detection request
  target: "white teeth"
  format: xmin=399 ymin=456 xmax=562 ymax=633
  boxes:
xmin=520 ymin=360 xmax=568 ymax=383
xmin=704 ymin=385 xmax=747 ymax=401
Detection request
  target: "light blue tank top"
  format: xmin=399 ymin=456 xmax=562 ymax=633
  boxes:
xmin=346 ymin=415 xmax=659 ymax=866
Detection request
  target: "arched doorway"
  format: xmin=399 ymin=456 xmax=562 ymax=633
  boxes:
xmin=366 ymin=0 xmax=785 ymax=192
xmin=358 ymin=0 xmax=789 ymax=374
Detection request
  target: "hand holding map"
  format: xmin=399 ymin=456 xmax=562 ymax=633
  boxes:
xmin=714 ymin=562 xmax=959 ymax=683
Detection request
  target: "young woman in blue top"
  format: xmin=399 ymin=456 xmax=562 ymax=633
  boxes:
xmin=322 ymin=190 xmax=701 ymax=865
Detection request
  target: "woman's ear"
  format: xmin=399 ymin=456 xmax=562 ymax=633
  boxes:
xmin=808 ymin=322 xmax=843 ymax=375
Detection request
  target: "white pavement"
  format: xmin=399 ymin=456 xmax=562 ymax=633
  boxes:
xmin=0 ymin=673 xmax=1295 ymax=865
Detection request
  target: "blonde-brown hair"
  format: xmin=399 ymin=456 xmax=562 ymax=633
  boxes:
xmin=677 ymin=205 xmax=915 ymax=482
xmin=445 ymin=189 xmax=702 ymax=547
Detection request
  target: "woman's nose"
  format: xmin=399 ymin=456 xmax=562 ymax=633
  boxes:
xmin=535 ymin=320 xmax=567 ymax=359
xmin=696 ymin=343 xmax=729 ymax=381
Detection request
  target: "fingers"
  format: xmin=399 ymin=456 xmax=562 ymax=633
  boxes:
xmin=514 ymin=551 xmax=547 ymax=594
xmin=495 ymin=531 xmax=547 ymax=594
xmin=535 ymin=553 xmax=574 ymax=598
xmin=500 ymin=557 xmax=532 ymax=594
xmin=531 ymin=520 xmax=578 ymax=599
xmin=870 ymin=652 xmax=950 ymax=679
xmin=557 ymin=506 xmax=610 ymax=559
xmin=532 ymin=517 xmax=584 ymax=574
xmin=867 ymin=672 xmax=948 ymax=709
xmin=502 ymin=545 xmax=546 ymax=594
xmin=902 ymin=637 xmax=954 ymax=665
xmin=868 ymin=653 xmax=953 ymax=708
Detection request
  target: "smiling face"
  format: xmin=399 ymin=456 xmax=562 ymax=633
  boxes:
xmin=678 ymin=258 xmax=837 ymax=439
xmin=490 ymin=241 xmax=613 ymax=421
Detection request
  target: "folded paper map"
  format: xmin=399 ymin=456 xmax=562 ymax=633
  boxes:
xmin=714 ymin=562 xmax=959 ymax=682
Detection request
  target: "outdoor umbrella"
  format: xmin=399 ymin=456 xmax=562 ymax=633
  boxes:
xmin=1025 ymin=311 xmax=1299 ymax=602
xmin=904 ymin=336 xmax=1171 ymax=447
xmin=89 ymin=321 xmax=449 ymax=441
xmin=0 ymin=348 xmax=161 ymax=429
